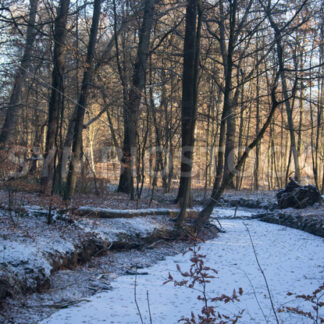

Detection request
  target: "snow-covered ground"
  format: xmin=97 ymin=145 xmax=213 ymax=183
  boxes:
xmin=41 ymin=219 xmax=324 ymax=324
xmin=77 ymin=215 xmax=172 ymax=242
xmin=209 ymin=206 xmax=263 ymax=218
xmin=0 ymin=208 xmax=175 ymax=303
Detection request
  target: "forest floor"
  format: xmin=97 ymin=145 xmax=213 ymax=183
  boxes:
xmin=39 ymin=218 xmax=324 ymax=324
xmin=0 ymin=188 xmax=323 ymax=323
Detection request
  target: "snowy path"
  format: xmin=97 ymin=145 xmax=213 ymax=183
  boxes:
xmin=41 ymin=219 xmax=324 ymax=324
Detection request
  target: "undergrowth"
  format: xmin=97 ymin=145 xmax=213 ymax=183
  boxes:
xmin=164 ymin=246 xmax=244 ymax=323
xmin=279 ymin=282 xmax=324 ymax=323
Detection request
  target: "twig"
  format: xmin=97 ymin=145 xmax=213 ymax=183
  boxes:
xmin=234 ymin=205 xmax=238 ymax=218
xmin=214 ymin=217 xmax=225 ymax=232
xmin=208 ymin=196 xmax=225 ymax=232
xmin=147 ymin=290 xmax=152 ymax=324
xmin=243 ymin=222 xmax=280 ymax=324
xmin=241 ymin=269 xmax=268 ymax=323
xmin=134 ymin=267 xmax=144 ymax=324
xmin=93 ymin=241 xmax=113 ymax=256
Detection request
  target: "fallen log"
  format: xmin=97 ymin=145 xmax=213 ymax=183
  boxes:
xmin=76 ymin=207 xmax=198 ymax=219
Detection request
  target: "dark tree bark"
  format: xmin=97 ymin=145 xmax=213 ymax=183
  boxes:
xmin=220 ymin=0 xmax=237 ymax=190
xmin=41 ymin=0 xmax=70 ymax=195
xmin=320 ymin=8 xmax=324 ymax=193
xmin=64 ymin=0 xmax=101 ymax=200
xmin=206 ymin=0 xmax=236 ymax=194
xmin=117 ymin=0 xmax=155 ymax=198
xmin=0 ymin=0 xmax=38 ymax=146
xmin=312 ymin=6 xmax=323 ymax=192
xmin=175 ymin=0 xmax=199 ymax=205
xmin=150 ymin=64 xmax=167 ymax=191
xmin=175 ymin=0 xmax=201 ymax=226
xmin=254 ymin=61 xmax=261 ymax=190
xmin=194 ymin=77 xmax=282 ymax=231
xmin=218 ymin=0 xmax=253 ymax=190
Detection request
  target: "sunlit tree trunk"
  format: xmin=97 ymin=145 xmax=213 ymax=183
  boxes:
xmin=64 ymin=0 xmax=101 ymax=200
xmin=41 ymin=0 xmax=70 ymax=195
xmin=260 ymin=0 xmax=302 ymax=181
xmin=195 ymin=77 xmax=281 ymax=231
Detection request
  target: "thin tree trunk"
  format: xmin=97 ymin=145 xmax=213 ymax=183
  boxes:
xmin=240 ymin=94 xmax=252 ymax=190
xmin=0 ymin=0 xmax=38 ymax=146
xmin=316 ymin=10 xmax=323 ymax=191
xmin=55 ymin=5 xmax=81 ymax=189
xmin=236 ymin=71 xmax=245 ymax=190
xmin=64 ymin=0 xmax=101 ymax=200
xmin=209 ymin=0 xmax=238 ymax=194
xmin=117 ymin=0 xmax=155 ymax=198
xmin=261 ymin=0 xmax=301 ymax=181
xmin=41 ymin=0 xmax=70 ymax=195
xmin=194 ymin=77 xmax=281 ymax=231
xmin=254 ymin=60 xmax=261 ymax=190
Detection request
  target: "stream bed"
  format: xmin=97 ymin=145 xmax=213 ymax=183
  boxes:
xmin=2 ymin=207 xmax=324 ymax=324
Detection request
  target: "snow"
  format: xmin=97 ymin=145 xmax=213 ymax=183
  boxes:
xmin=0 ymin=234 xmax=75 ymax=281
xmin=0 ymin=208 xmax=80 ymax=294
xmin=209 ymin=206 xmax=262 ymax=219
xmin=0 ymin=234 xmax=76 ymax=297
xmin=0 ymin=241 xmax=51 ymax=279
xmin=40 ymin=218 xmax=324 ymax=324
xmin=0 ymin=205 xmax=178 ymax=302
xmin=76 ymin=215 xmax=170 ymax=242
xmin=23 ymin=205 xmax=64 ymax=221
xmin=78 ymin=206 xmax=180 ymax=215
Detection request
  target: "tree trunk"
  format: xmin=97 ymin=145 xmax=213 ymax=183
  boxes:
xmin=254 ymin=61 xmax=261 ymax=190
xmin=117 ymin=0 xmax=155 ymax=198
xmin=175 ymin=0 xmax=201 ymax=226
xmin=64 ymin=0 xmax=101 ymax=200
xmin=194 ymin=78 xmax=281 ymax=231
xmin=207 ymin=0 xmax=238 ymax=194
xmin=0 ymin=0 xmax=39 ymax=146
xmin=261 ymin=0 xmax=301 ymax=181
xmin=55 ymin=7 xmax=81 ymax=190
xmin=41 ymin=0 xmax=70 ymax=195
xmin=236 ymin=70 xmax=245 ymax=190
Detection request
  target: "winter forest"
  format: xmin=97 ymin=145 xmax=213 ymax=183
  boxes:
xmin=0 ymin=0 xmax=323 ymax=323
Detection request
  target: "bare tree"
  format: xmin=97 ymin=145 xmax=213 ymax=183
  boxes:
xmin=0 ymin=0 xmax=38 ymax=146
xmin=41 ymin=0 xmax=70 ymax=195
xmin=64 ymin=0 xmax=102 ymax=200
xmin=117 ymin=0 xmax=155 ymax=198
xmin=175 ymin=0 xmax=201 ymax=226
xmin=258 ymin=0 xmax=310 ymax=182
xmin=194 ymin=74 xmax=284 ymax=231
